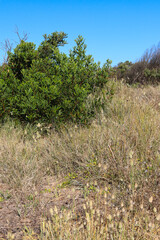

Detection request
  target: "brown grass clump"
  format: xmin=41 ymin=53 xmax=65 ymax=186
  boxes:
xmin=0 ymin=80 xmax=160 ymax=239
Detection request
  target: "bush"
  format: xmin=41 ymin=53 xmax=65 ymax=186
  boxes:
xmin=0 ymin=33 xmax=111 ymax=124
xmin=0 ymin=65 xmax=20 ymax=118
xmin=118 ymin=43 xmax=160 ymax=84
xmin=114 ymin=61 xmax=133 ymax=80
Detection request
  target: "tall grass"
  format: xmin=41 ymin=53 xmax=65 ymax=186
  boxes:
xmin=1 ymin=80 xmax=160 ymax=239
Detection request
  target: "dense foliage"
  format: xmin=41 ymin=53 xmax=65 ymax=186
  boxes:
xmin=0 ymin=32 xmax=111 ymax=124
xmin=114 ymin=61 xmax=133 ymax=80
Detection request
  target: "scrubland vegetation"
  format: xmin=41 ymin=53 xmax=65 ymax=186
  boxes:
xmin=115 ymin=42 xmax=160 ymax=84
xmin=0 ymin=33 xmax=160 ymax=239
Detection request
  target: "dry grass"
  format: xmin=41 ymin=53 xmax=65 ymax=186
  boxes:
xmin=0 ymin=80 xmax=160 ymax=239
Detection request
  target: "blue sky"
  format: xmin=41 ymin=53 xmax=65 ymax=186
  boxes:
xmin=0 ymin=0 xmax=160 ymax=66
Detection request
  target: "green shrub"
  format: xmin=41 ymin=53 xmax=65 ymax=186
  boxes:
xmin=0 ymin=32 xmax=111 ymax=124
xmin=0 ymin=65 xmax=20 ymax=119
xmin=144 ymin=68 xmax=160 ymax=81
xmin=115 ymin=61 xmax=133 ymax=79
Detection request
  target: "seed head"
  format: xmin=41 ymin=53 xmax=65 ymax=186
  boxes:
xmin=149 ymin=196 xmax=153 ymax=203
xmin=156 ymin=214 xmax=160 ymax=221
xmin=111 ymin=194 xmax=115 ymax=200
xmin=49 ymin=208 xmax=54 ymax=216
xmin=153 ymin=207 xmax=157 ymax=213
xmin=54 ymin=206 xmax=58 ymax=214
xmin=140 ymin=204 xmax=143 ymax=209
xmin=121 ymin=202 xmax=124 ymax=207
xmin=135 ymin=183 xmax=138 ymax=189
xmin=108 ymin=214 xmax=112 ymax=221
xmin=89 ymin=200 xmax=93 ymax=209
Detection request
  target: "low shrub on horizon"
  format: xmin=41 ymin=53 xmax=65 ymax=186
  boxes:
xmin=115 ymin=42 xmax=160 ymax=84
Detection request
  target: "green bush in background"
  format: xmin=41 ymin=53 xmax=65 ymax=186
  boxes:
xmin=115 ymin=43 xmax=160 ymax=84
